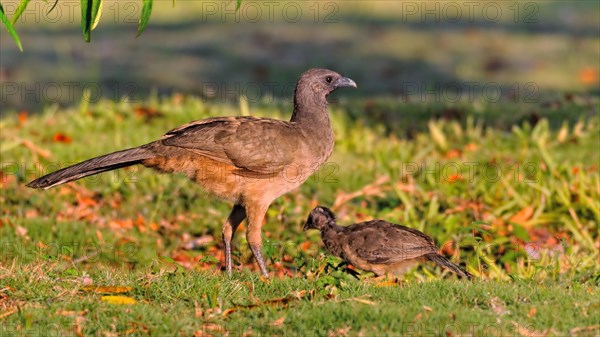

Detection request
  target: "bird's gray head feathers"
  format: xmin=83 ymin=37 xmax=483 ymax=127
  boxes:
xmin=304 ymin=205 xmax=336 ymax=231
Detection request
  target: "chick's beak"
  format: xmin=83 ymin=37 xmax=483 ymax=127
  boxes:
xmin=334 ymin=77 xmax=357 ymax=89
xmin=303 ymin=222 xmax=311 ymax=231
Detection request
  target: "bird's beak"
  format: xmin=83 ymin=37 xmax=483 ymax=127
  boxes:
xmin=334 ymin=77 xmax=357 ymax=89
xmin=303 ymin=223 xmax=311 ymax=231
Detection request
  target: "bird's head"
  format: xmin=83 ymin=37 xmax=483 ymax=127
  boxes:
xmin=296 ymin=68 xmax=357 ymax=100
xmin=304 ymin=206 xmax=337 ymax=231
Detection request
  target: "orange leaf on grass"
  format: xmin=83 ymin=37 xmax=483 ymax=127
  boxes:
xmin=21 ymin=140 xmax=52 ymax=159
xmin=134 ymin=107 xmax=163 ymax=120
xmin=445 ymin=174 xmax=462 ymax=183
xmin=513 ymin=322 xmax=553 ymax=337
xmin=444 ymin=149 xmax=461 ymax=159
xmin=510 ymin=206 xmax=534 ymax=226
xmin=52 ymin=133 xmax=72 ymax=143
xmin=76 ymin=193 xmax=98 ymax=207
xmin=300 ymin=241 xmax=312 ymax=251
xmin=55 ymin=309 xmax=88 ymax=317
xmin=271 ymin=316 xmax=286 ymax=327
xmin=0 ymin=172 xmax=16 ymax=188
xmin=101 ymin=295 xmax=137 ymax=305
xmin=18 ymin=111 xmax=28 ymax=125
xmin=464 ymin=143 xmax=479 ymax=152
xmin=108 ymin=219 xmax=134 ymax=230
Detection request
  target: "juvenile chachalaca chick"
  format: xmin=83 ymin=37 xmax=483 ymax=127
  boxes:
xmin=27 ymin=69 xmax=356 ymax=277
xmin=304 ymin=206 xmax=472 ymax=279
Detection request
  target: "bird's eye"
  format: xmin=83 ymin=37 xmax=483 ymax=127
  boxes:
xmin=325 ymin=76 xmax=333 ymax=83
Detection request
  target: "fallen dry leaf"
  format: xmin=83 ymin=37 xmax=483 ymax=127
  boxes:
xmin=221 ymin=308 xmax=237 ymax=316
xmin=300 ymin=241 xmax=312 ymax=252
xmin=350 ymin=297 xmax=375 ymax=305
xmin=422 ymin=305 xmax=433 ymax=312
xmin=52 ymin=132 xmax=72 ymax=143
xmin=100 ymin=295 xmax=137 ymax=305
xmin=55 ymin=309 xmax=88 ymax=317
xmin=202 ymin=323 xmax=225 ymax=333
xmin=18 ymin=111 xmax=28 ymax=125
xmin=134 ymin=106 xmax=163 ymax=120
xmin=569 ymin=324 xmax=600 ymax=337
xmin=0 ymin=171 xmax=16 ymax=188
xmin=444 ymin=149 xmax=462 ymax=159
xmin=194 ymin=330 xmax=213 ymax=337
xmin=74 ymin=316 xmax=85 ymax=337
xmin=332 ymin=176 xmax=389 ymax=210
xmin=271 ymin=316 xmax=286 ymax=327
xmin=464 ymin=143 xmax=479 ymax=152
xmin=15 ymin=225 xmax=28 ymax=238
xmin=445 ymin=174 xmax=462 ymax=183
xmin=513 ymin=322 xmax=554 ymax=337
xmin=82 ymin=286 xmax=133 ymax=294
xmin=21 ymin=139 xmax=52 ymax=159
xmin=327 ymin=326 xmax=351 ymax=337
xmin=510 ymin=206 xmax=534 ymax=226
xmin=527 ymin=307 xmax=537 ymax=318
xmin=0 ymin=308 xmax=17 ymax=320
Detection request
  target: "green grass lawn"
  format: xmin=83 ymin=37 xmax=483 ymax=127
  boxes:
xmin=1 ymin=94 xmax=598 ymax=335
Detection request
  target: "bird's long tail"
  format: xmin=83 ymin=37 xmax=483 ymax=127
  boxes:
xmin=425 ymin=253 xmax=473 ymax=280
xmin=26 ymin=146 xmax=154 ymax=189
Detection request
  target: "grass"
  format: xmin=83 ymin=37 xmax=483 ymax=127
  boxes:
xmin=0 ymin=94 xmax=598 ymax=336
xmin=2 ymin=265 xmax=598 ymax=336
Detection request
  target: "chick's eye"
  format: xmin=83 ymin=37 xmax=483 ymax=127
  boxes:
xmin=325 ymin=76 xmax=333 ymax=83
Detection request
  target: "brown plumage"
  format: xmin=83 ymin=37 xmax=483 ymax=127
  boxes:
xmin=304 ymin=206 xmax=473 ymax=279
xmin=27 ymin=69 xmax=356 ymax=277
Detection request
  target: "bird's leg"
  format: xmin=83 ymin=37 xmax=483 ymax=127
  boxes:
xmin=222 ymin=204 xmax=246 ymax=275
xmin=246 ymin=203 xmax=269 ymax=278
xmin=250 ymin=244 xmax=268 ymax=278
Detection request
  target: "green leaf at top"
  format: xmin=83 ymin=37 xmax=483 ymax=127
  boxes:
xmin=81 ymin=0 xmax=102 ymax=42
xmin=10 ymin=0 xmax=30 ymax=25
xmin=137 ymin=0 xmax=153 ymax=37
xmin=236 ymin=0 xmax=242 ymax=11
xmin=0 ymin=2 xmax=23 ymax=51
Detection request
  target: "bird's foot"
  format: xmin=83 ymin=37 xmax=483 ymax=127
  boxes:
xmin=249 ymin=244 xmax=269 ymax=278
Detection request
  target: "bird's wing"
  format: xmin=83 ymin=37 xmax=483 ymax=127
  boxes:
xmin=159 ymin=116 xmax=298 ymax=175
xmin=343 ymin=220 xmax=437 ymax=264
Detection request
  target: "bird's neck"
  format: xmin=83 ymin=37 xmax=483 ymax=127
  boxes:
xmin=290 ymin=87 xmax=335 ymax=159
xmin=321 ymin=224 xmax=344 ymax=257
xmin=290 ymin=87 xmax=330 ymax=126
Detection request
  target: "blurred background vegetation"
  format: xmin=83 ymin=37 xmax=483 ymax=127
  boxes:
xmin=1 ymin=0 xmax=599 ymax=112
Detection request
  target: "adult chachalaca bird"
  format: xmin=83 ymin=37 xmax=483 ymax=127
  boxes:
xmin=27 ymin=69 xmax=357 ymax=277
xmin=304 ymin=206 xmax=473 ymax=279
